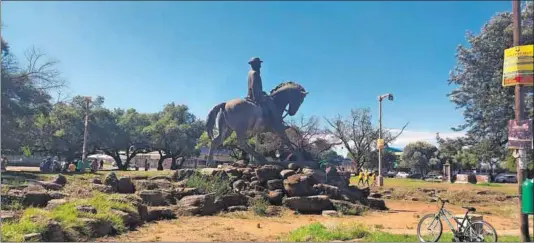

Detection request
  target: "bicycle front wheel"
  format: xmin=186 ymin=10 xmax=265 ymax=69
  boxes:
xmin=465 ymin=220 xmax=497 ymax=242
xmin=417 ymin=214 xmax=443 ymax=242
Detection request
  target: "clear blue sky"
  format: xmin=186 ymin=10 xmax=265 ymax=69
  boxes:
xmin=1 ymin=1 xmax=512 ymax=143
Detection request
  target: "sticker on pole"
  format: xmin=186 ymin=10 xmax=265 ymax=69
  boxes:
xmin=502 ymin=44 xmax=534 ymax=87
xmin=377 ymin=139 xmax=385 ymax=150
xmin=507 ymin=119 xmax=533 ymax=149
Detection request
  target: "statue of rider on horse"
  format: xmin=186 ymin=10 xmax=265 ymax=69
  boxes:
xmin=205 ymin=57 xmax=308 ymax=166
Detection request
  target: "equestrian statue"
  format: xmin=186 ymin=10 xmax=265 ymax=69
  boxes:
xmin=205 ymin=57 xmax=308 ymax=166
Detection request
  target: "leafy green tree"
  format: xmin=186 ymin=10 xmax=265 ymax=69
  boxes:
xmin=144 ymin=103 xmax=203 ymax=170
xmin=447 ymin=2 xmax=533 ymax=161
xmin=401 ymin=141 xmax=438 ymax=174
xmin=196 ymin=131 xmax=251 ymax=161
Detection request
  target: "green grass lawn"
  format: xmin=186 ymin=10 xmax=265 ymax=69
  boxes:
xmin=282 ymin=222 xmax=521 ymax=242
xmin=350 ymin=177 xmax=517 ymax=195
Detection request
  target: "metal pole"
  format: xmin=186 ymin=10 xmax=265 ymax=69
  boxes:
xmin=512 ymin=1 xmax=530 ymax=242
xmin=378 ymin=97 xmax=384 ymax=187
xmin=82 ymin=97 xmax=90 ymax=161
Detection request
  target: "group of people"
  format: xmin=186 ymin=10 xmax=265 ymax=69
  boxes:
xmin=356 ymin=169 xmax=378 ymax=187
xmin=39 ymin=157 xmax=105 ymax=173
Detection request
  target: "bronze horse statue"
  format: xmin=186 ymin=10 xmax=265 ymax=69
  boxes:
xmin=205 ymin=81 xmax=308 ymax=166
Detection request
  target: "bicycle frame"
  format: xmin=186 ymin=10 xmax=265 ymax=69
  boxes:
xmin=431 ymin=202 xmax=473 ymax=236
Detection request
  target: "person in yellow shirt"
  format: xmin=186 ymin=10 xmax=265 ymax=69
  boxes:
xmin=357 ymin=169 xmax=365 ymax=186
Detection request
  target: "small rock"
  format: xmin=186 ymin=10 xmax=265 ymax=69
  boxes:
xmin=267 ymin=179 xmax=284 ymax=190
xmin=111 ymin=209 xmax=142 ymax=229
xmin=92 ymin=184 xmax=115 ymax=193
xmin=38 ymin=181 xmax=63 ymax=191
xmin=369 ymin=193 xmax=382 ymax=199
xmin=1 ymin=211 xmax=16 ymax=222
xmin=48 ymin=192 xmax=69 ymax=199
xmin=227 ymin=205 xmax=248 ymax=212
xmin=410 ymin=197 xmax=419 ymax=201
xmin=76 ymin=205 xmax=97 ymax=214
xmin=177 ymin=194 xmax=222 ymax=216
xmin=367 ymin=198 xmax=388 ymax=210
xmin=23 ymin=233 xmax=42 ymax=242
xmin=117 ymin=177 xmax=136 ymax=194
xmin=331 ymin=200 xmax=368 ymax=216
xmin=232 ymin=180 xmax=246 ymax=192
xmin=53 ymin=175 xmax=67 ymax=186
xmin=224 ymin=168 xmax=242 ymax=178
xmin=90 ymin=178 xmax=102 ymax=184
xmin=131 ymin=175 xmax=148 ymax=180
xmin=429 ymin=198 xmax=437 ymax=202
xmin=322 ymin=210 xmax=339 ymax=217
xmin=171 ymin=169 xmax=195 ymax=181
xmin=46 ymin=199 xmax=68 ymax=210
xmin=288 ymin=163 xmax=300 ymax=170
xmin=476 ymin=190 xmax=489 ymax=195
xmin=250 ymin=180 xmax=261 ymax=188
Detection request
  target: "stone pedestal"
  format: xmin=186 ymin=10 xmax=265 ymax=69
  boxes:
xmin=443 ymin=163 xmax=452 ymax=183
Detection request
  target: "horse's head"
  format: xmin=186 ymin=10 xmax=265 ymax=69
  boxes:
xmin=270 ymin=81 xmax=308 ymax=116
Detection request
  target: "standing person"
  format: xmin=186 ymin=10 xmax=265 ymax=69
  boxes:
xmin=68 ymin=162 xmax=76 ymax=172
xmin=99 ymin=160 xmax=104 ymax=170
xmin=90 ymin=159 xmax=98 ymax=173
xmin=144 ymin=159 xmax=149 ymax=171
xmin=1 ymin=156 xmax=8 ymax=172
xmin=357 ymin=169 xmax=365 ymax=186
xmin=364 ymin=170 xmax=371 ymax=187
xmin=76 ymin=159 xmax=83 ymax=173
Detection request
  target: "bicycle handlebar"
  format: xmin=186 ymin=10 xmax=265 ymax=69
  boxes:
xmin=436 ymin=197 xmax=449 ymax=204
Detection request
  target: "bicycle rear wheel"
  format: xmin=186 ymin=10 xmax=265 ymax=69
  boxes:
xmin=465 ymin=220 xmax=497 ymax=242
xmin=417 ymin=214 xmax=443 ymax=242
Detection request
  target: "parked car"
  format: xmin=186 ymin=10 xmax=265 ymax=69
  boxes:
xmin=396 ymin=171 xmax=409 ymax=178
xmin=495 ymin=174 xmax=517 ymax=183
xmin=407 ymin=173 xmax=424 ymax=179
xmin=386 ymin=171 xmax=397 ymax=178
xmin=425 ymin=172 xmax=443 ymax=180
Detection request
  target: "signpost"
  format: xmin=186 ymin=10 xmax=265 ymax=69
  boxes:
xmin=502 ymin=44 xmax=534 ymax=87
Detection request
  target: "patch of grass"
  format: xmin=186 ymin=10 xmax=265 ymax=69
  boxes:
xmin=250 ymin=197 xmax=269 ymax=216
xmin=363 ymin=231 xmax=418 ymax=242
xmin=1 ymin=192 xmax=134 ymax=242
xmin=475 ymin=182 xmax=502 ymax=187
xmin=283 ymin=222 xmax=369 ymax=242
xmin=1 ymin=208 xmax=52 ymax=242
xmin=184 ymin=172 xmax=231 ymax=198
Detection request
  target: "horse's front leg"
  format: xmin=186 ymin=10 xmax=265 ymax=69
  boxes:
xmin=235 ymin=129 xmax=268 ymax=165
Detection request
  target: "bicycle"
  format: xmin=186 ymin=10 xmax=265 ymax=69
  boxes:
xmin=416 ymin=197 xmax=497 ymax=242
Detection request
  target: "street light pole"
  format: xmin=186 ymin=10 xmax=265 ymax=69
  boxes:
xmin=81 ymin=96 xmax=92 ymax=161
xmin=377 ymin=93 xmax=393 ymax=187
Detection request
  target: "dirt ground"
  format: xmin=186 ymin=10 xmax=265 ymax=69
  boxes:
xmin=98 ymin=200 xmax=529 ymax=242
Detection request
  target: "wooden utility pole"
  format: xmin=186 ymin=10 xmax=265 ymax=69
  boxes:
xmin=511 ymin=1 xmax=530 ymax=242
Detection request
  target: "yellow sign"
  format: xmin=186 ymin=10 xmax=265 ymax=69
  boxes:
xmin=502 ymin=44 xmax=534 ymax=87
xmin=377 ymin=139 xmax=384 ymax=150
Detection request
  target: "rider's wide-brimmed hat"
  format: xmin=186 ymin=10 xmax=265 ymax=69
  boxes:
xmin=248 ymin=57 xmax=263 ymax=64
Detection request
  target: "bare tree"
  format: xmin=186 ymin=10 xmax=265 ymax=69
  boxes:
xmin=325 ymin=108 xmax=408 ymax=170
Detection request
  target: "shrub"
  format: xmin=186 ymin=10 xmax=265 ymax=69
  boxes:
xmin=250 ymin=197 xmax=269 ymax=216
xmin=284 ymin=222 xmax=369 ymax=242
xmin=184 ymin=172 xmax=231 ymax=198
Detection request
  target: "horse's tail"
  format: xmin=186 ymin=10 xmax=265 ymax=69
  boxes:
xmin=206 ymin=102 xmax=226 ymax=140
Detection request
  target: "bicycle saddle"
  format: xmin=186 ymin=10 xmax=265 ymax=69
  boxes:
xmin=462 ymin=206 xmax=476 ymax=212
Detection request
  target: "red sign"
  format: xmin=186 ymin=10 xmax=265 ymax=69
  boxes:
xmin=508 ymin=119 xmax=533 ymax=149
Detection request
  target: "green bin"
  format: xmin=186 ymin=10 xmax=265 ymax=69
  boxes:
xmin=521 ymin=179 xmax=534 ymax=214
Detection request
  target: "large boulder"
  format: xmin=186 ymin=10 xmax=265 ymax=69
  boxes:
xmin=139 ymin=190 xmax=167 ymax=206
xmin=238 ymin=168 xmax=254 ymax=181
xmin=215 ymin=193 xmax=248 ymax=209
xmin=340 ymin=186 xmax=369 ymax=204
xmin=172 ymin=169 xmax=195 ymax=181
xmin=177 ymin=194 xmax=222 ymax=216
xmin=283 ymin=195 xmax=333 ymax=213
xmin=149 ymin=175 xmax=172 ymax=181
xmin=45 ymin=199 xmax=68 ymax=210
xmin=267 ymin=179 xmax=284 ymax=190
xmin=22 ymin=191 xmax=51 ymax=207
xmin=104 ymin=172 xmax=119 ymax=191
xmin=174 ymin=187 xmax=199 ymax=200
xmin=147 ymin=206 xmax=176 ymax=221
xmin=134 ymin=179 xmax=171 ymax=191
xmin=49 ymin=192 xmax=69 ymax=199
xmin=224 ymin=168 xmax=242 ymax=178
xmin=42 ymin=220 xmax=66 ymax=241
xmin=283 ymin=174 xmax=317 ymax=197
xmin=200 ymin=168 xmax=222 ymax=176
xmin=76 ymin=205 xmax=97 ymax=214
xmin=367 ymin=198 xmax=387 ymax=210
xmin=330 ymin=200 xmax=368 ymax=216
xmin=36 ymin=181 xmax=63 ymax=191
xmin=280 ymin=170 xmax=296 ymax=179
xmin=302 ymin=168 xmax=326 ymax=184
xmin=53 ymin=175 xmax=67 ymax=186
xmin=266 ymin=190 xmax=285 ymax=205
xmin=255 ymin=165 xmax=283 ymax=183
xmin=111 ymin=209 xmax=142 ymax=229
xmin=313 ymin=184 xmax=342 ymax=200
xmin=117 ymin=177 xmax=136 ymax=194
xmin=81 ymin=218 xmax=114 ymax=237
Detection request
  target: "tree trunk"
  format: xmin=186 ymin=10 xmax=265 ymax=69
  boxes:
xmin=157 ymin=157 xmax=165 ymax=170
xmin=170 ymin=157 xmax=178 ymax=170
